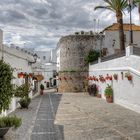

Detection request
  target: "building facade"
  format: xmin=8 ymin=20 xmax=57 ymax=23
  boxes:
xmin=103 ymin=23 xmax=140 ymax=55
xmin=35 ymin=49 xmax=57 ymax=88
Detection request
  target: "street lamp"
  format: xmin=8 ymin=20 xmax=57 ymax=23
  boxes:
xmin=127 ymin=0 xmax=133 ymax=45
xmin=28 ymin=53 xmax=38 ymax=65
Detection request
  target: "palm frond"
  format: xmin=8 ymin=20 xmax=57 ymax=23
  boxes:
xmin=94 ymin=6 xmax=108 ymax=10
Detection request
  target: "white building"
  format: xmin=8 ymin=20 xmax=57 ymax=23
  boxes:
xmin=35 ymin=49 xmax=57 ymax=87
xmin=0 ymin=30 xmax=43 ymax=115
xmin=103 ymin=23 xmax=140 ymax=55
xmin=56 ymin=46 xmax=60 ymax=71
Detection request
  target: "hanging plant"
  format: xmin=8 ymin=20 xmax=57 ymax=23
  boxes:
xmin=125 ymin=72 xmax=132 ymax=81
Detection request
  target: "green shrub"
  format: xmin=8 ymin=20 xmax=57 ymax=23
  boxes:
xmin=0 ymin=60 xmax=14 ymax=113
xmin=0 ymin=116 xmax=21 ymax=128
xmin=84 ymin=50 xmax=100 ymax=64
xmin=40 ymin=84 xmax=44 ymax=90
xmin=18 ymin=97 xmax=31 ymax=109
xmin=104 ymin=84 xmax=113 ymax=97
xmin=14 ymin=84 xmax=30 ymax=98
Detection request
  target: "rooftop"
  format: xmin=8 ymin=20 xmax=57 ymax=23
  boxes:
xmin=104 ymin=23 xmax=140 ymax=31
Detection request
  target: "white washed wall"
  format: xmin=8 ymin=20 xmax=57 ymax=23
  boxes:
xmin=104 ymin=30 xmax=140 ymax=55
xmin=89 ymin=54 xmax=140 ymax=113
xmin=0 ymin=45 xmax=38 ymax=116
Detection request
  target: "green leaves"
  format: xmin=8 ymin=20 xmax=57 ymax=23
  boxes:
xmin=0 ymin=60 xmax=13 ymax=113
xmin=104 ymin=84 xmax=113 ymax=97
xmin=0 ymin=116 xmax=22 ymax=128
xmin=94 ymin=0 xmax=128 ymax=13
xmin=14 ymin=84 xmax=30 ymax=98
xmin=84 ymin=50 xmax=100 ymax=64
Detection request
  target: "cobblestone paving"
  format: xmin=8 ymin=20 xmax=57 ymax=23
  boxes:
xmin=3 ymin=91 xmax=140 ymax=140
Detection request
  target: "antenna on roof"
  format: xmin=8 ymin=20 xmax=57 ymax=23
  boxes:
xmin=97 ymin=19 xmax=100 ymax=33
xmin=93 ymin=19 xmax=96 ymax=34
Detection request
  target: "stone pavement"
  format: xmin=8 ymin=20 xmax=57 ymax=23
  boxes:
xmin=4 ymin=90 xmax=140 ymax=140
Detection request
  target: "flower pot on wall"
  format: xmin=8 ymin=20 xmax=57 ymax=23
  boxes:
xmin=113 ymin=74 xmax=118 ymax=80
xmin=125 ymin=72 xmax=132 ymax=81
xmin=127 ymin=76 xmax=132 ymax=81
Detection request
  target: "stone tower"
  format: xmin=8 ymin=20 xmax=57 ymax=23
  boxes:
xmin=57 ymin=35 xmax=96 ymax=92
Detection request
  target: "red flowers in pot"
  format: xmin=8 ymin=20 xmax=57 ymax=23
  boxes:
xmin=17 ymin=72 xmax=24 ymax=78
xmin=106 ymin=74 xmax=112 ymax=81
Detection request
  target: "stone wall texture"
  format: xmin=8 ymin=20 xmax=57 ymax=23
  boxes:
xmin=58 ymin=71 xmax=88 ymax=93
xmin=57 ymin=35 xmax=95 ymax=92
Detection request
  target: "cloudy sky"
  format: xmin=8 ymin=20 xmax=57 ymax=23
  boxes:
xmin=0 ymin=0 xmax=139 ymax=51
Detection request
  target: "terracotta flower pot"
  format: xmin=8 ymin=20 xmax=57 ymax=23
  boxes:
xmin=106 ymin=96 xmax=113 ymax=103
xmin=127 ymin=76 xmax=132 ymax=81
xmin=40 ymin=90 xmax=44 ymax=95
xmin=96 ymin=94 xmax=101 ymax=98
xmin=109 ymin=76 xmax=112 ymax=81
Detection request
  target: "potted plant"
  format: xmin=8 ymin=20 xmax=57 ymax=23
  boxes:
xmin=106 ymin=74 xmax=109 ymax=80
xmin=113 ymin=74 xmax=118 ymax=80
xmin=96 ymin=85 xmax=101 ymax=98
xmin=40 ymin=84 xmax=44 ymax=95
xmin=125 ymin=72 xmax=132 ymax=81
xmin=0 ymin=60 xmax=21 ymax=137
xmin=104 ymin=84 xmax=113 ymax=103
xmin=0 ymin=116 xmax=21 ymax=138
xmin=14 ymin=84 xmax=31 ymax=109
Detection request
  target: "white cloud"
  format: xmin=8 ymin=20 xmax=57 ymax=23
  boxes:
xmin=0 ymin=0 xmax=139 ymax=51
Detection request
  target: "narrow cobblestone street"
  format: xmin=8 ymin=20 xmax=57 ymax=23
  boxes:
xmin=4 ymin=90 xmax=140 ymax=140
